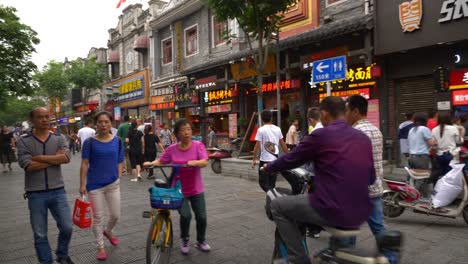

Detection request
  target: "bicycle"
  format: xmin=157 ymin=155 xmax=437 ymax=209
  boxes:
xmin=142 ymin=164 xmax=187 ymax=264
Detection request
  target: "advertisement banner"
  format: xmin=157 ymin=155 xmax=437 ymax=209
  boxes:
xmin=229 ymin=114 xmax=238 ymax=138
xmin=114 ymin=107 xmax=121 ymax=121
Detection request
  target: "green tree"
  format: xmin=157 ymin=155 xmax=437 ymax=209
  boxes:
xmin=0 ymin=96 xmax=44 ymax=125
xmin=34 ymin=61 xmax=69 ymax=118
xmin=204 ymin=0 xmax=298 ymax=114
xmin=0 ymin=5 xmax=40 ymax=107
xmin=65 ymin=56 xmax=106 ymax=107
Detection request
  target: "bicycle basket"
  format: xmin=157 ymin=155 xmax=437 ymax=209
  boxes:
xmin=149 ymin=180 xmax=184 ymax=209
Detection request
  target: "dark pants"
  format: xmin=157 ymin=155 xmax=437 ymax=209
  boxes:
xmin=144 ymin=152 xmax=157 ymax=176
xmin=408 ymin=154 xmax=431 ymax=169
xmin=430 ymin=152 xmax=453 ymax=185
xmin=129 ymin=151 xmax=143 ymax=169
xmin=259 ymin=161 xmax=278 ymax=192
xmin=179 ymin=193 xmax=207 ymax=243
xmin=69 ymin=142 xmax=76 ymax=155
xmin=27 ymin=188 xmax=73 ymax=264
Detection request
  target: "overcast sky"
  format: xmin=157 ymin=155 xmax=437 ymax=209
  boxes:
xmin=1 ymin=0 xmax=148 ymax=70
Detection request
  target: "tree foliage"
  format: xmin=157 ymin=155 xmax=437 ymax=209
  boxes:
xmin=203 ymin=0 xmax=298 ymax=113
xmin=35 ymin=61 xmax=69 ymax=101
xmin=66 ymin=56 xmax=106 ymax=103
xmin=0 ymin=96 xmax=44 ymax=125
xmin=0 ymin=5 xmax=40 ymax=104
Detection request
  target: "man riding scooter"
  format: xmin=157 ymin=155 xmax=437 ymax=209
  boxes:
xmin=263 ymin=97 xmax=376 ymax=264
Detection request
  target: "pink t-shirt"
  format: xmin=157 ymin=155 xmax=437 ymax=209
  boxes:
xmin=159 ymin=141 xmax=208 ymax=197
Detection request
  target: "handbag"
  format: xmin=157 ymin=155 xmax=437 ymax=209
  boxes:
xmin=149 ymin=180 xmax=184 ymax=209
xmin=73 ymin=195 xmax=92 ymax=229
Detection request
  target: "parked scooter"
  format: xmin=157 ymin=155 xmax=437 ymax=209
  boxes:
xmin=207 ymin=138 xmax=242 ymax=174
xmin=263 ymin=142 xmax=402 ymax=264
xmin=382 ymin=150 xmax=468 ymax=224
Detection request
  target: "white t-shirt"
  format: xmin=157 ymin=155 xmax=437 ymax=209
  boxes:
xmin=137 ymin=125 xmax=145 ymax=133
xmin=77 ymin=127 xmax=95 ymax=145
xmin=255 ymin=124 xmax=283 ymax=162
xmin=432 ymin=125 xmax=460 ymax=156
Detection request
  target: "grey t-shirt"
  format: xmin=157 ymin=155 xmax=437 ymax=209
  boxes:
xmin=16 ymin=132 xmax=70 ymax=192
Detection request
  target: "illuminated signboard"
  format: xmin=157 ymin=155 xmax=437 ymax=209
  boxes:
xmin=246 ymin=79 xmax=301 ymax=95
xmin=316 ymin=65 xmax=377 ymax=92
xmin=204 ymin=89 xmax=234 ymax=106
xmin=107 ymin=75 xmax=145 ymax=103
xmin=452 ymin=89 xmax=468 ymax=106
xmin=150 ymin=102 xmax=175 ymax=110
xmin=205 ymin=104 xmax=232 ymax=114
xmin=319 ymin=88 xmax=370 ymax=102
xmin=449 ymin=69 xmax=468 ymax=90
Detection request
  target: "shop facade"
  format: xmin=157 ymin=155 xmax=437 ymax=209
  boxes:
xmin=149 ymin=77 xmax=186 ymax=128
xmin=374 ymin=0 xmax=468 ymax=148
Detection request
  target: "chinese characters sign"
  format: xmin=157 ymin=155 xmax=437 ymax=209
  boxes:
xmin=204 ymin=89 xmax=234 ymax=106
xmin=261 ymin=80 xmax=300 ymax=93
xmin=452 ymin=89 xmax=468 ymax=105
xmin=449 ymin=69 xmax=468 ymax=90
xmin=113 ymin=76 xmax=145 ymax=103
xmin=150 ymin=102 xmax=175 ymax=110
xmin=205 ymin=104 xmax=231 ymax=114
xmin=399 ymin=0 xmax=423 ymax=32
xmin=195 ymin=75 xmax=217 ymax=90
xmin=315 ymin=65 xmax=376 ymax=92
xmin=151 ymin=86 xmax=175 ymax=96
xmin=319 ymin=88 xmax=370 ymax=101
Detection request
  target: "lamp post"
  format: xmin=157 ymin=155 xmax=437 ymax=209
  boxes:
xmin=275 ymin=29 xmax=281 ymax=128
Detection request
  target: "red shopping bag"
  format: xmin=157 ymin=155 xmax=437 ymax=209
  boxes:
xmin=73 ymin=195 xmax=92 ymax=229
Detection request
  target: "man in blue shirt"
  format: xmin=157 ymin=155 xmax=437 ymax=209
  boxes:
xmin=264 ymin=97 xmax=375 ymax=264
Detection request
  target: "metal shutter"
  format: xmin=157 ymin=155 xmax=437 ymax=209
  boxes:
xmin=395 ymin=76 xmax=435 ymax=124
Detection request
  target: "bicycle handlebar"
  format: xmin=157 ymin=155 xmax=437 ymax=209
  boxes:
xmin=146 ymin=164 xmax=191 ymax=169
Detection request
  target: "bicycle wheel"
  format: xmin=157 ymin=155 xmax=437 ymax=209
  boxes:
xmin=146 ymin=212 xmax=173 ymax=264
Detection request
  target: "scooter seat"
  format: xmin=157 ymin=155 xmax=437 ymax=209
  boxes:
xmin=325 ymin=227 xmax=361 ymax=238
xmin=405 ymin=167 xmax=430 ymax=179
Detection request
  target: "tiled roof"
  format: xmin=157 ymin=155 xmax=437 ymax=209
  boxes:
xmin=181 ymin=14 xmax=373 ymax=75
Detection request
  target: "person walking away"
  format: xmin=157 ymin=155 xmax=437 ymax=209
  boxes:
xmin=398 ymin=113 xmax=415 ymax=167
xmin=431 ymin=112 xmax=461 ymax=185
xmin=263 ymin=97 xmax=376 ymax=264
xmin=408 ymin=112 xmax=436 ymax=170
xmin=117 ymin=116 xmax=132 ymax=174
xmin=1 ymin=125 xmax=16 ymax=172
xmin=285 ymin=119 xmax=299 ymax=151
xmin=252 ymin=110 xmax=289 ymax=192
xmin=143 ymin=125 xmax=163 ymax=179
xmin=307 ymin=107 xmax=322 ymax=134
xmin=144 ymin=119 xmax=211 ymax=255
xmin=160 ymin=123 xmax=175 ymax=149
xmin=77 ymin=119 xmax=95 ymax=146
xmin=16 ymin=107 xmax=74 ymax=264
xmin=207 ymin=125 xmax=217 ymax=148
xmin=79 ymin=111 xmax=124 ymax=260
xmin=136 ymin=118 xmax=145 ymax=133
xmin=68 ymin=130 xmax=77 ymax=155
xmin=127 ymin=122 xmax=144 ymax=182
xmin=345 ymin=95 xmax=397 ymax=264
xmin=427 ymin=110 xmax=438 ymax=131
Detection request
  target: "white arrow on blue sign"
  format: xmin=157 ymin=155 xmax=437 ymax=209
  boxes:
xmin=312 ymin=55 xmax=347 ymax=83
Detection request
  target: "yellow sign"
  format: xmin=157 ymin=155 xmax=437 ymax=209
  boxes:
xmin=230 ymin=54 xmax=276 ymax=81
xmin=119 ymin=78 xmax=142 ymax=94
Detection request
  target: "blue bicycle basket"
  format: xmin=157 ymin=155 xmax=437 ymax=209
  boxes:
xmin=149 ymin=180 xmax=183 ymax=209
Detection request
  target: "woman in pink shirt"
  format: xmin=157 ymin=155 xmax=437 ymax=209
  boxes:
xmin=144 ymin=119 xmax=210 ymax=255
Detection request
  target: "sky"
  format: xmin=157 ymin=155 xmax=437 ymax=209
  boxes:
xmin=1 ymin=0 xmax=148 ymax=70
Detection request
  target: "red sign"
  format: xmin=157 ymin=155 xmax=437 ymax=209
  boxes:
xmin=195 ymin=75 xmax=217 ymax=90
xmin=452 ymin=89 xmax=468 ymax=106
xmin=300 ymin=47 xmax=348 ymax=69
xmin=449 ymin=69 xmax=468 ymax=90
xmin=247 ymin=79 xmax=300 ymax=95
xmin=150 ymin=102 xmax=175 ymax=110
xmin=319 ymin=88 xmax=370 ymax=101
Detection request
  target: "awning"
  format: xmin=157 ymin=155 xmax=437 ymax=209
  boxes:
xmin=107 ymin=50 xmax=120 ymax=64
xmin=134 ymin=35 xmax=149 ymax=52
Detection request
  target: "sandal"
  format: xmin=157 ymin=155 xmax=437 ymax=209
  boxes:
xmin=103 ymin=230 xmax=119 ymax=246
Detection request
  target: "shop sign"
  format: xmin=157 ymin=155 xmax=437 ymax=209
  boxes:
xmin=205 ymin=104 xmax=232 ymax=114
xmin=150 ymin=102 xmax=175 ymax=110
xmin=262 ymin=79 xmax=300 ymax=93
xmin=439 ymin=0 xmax=468 ymax=23
xmin=319 ymin=88 xmax=370 ymax=101
xmin=449 ymin=69 xmax=468 ymax=90
xmin=113 ymin=75 xmax=145 ymax=103
xmin=175 ymin=86 xmax=197 ymax=108
xmin=315 ymin=65 xmax=377 ymax=92
xmin=452 ymin=89 xmax=468 ymax=105
xmin=231 ymin=54 xmax=276 ymax=81
xmin=204 ymin=89 xmax=234 ymax=106
xmin=399 ymin=0 xmax=423 ymax=32
xmin=195 ymin=75 xmax=217 ymax=90
xmin=151 ymin=86 xmax=175 ymax=96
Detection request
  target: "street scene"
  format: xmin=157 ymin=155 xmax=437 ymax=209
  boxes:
xmin=2 ymin=0 xmax=468 ymax=264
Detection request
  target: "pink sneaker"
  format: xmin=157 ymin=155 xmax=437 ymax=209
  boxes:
xmin=97 ymin=251 xmax=107 ymax=261
xmin=180 ymin=239 xmax=190 ymax=255
xmin=103 ymin=231 xmax=119 ymax=246
xmin=196 ymin=241 xmax=211 ymax=252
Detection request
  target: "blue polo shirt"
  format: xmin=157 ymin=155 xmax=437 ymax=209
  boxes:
xmin=82 ymin=137 xmax=124 ymax=191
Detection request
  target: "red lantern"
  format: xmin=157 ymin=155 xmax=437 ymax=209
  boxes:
xmin=371 ymin=65 xmax=382 ymax=78
xmin=168 ymin=112 xmax=173 ymax=119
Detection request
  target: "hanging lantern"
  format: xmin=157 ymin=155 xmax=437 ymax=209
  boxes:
xmin=168 ymin=112 xmax=173 ymax=119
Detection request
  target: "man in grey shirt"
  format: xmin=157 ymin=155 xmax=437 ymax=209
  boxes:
xmin=16 ymin=107 xmax=74 ymax=264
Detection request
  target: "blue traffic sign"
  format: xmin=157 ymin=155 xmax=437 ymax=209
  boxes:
xmin=312 ymin=55 xmax=347 ymax=83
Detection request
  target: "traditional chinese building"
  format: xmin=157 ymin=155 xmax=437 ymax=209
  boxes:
xmin=374 ymin=0 xmax=468 ymax=161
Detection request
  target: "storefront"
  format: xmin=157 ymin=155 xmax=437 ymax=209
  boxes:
xmin=174 ymin=84 xmax=201 ymax=135
xmin=450 ymin=69 xmax=468 ymax=115
xmin=102 ymin=69 xmax=150 ymax=121
xmin=149 ymin=77 xmax=186 ymax=128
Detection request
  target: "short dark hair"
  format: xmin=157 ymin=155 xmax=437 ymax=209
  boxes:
xmin=123 ymin=115 xmax=130 ymax=122
xmin=29 ymin=107 xmax=47 ymax=119
xmin=346 ymin=95 xmax=368 ymax=116
xmin=320 ymin=97 xmax=345 ymax=118
xmin=144 ymin=124 xmax=152 ymax=134
xmin=413 ymin=112 xmax=428 ymax=127
xmin=174 ymin=119 xmax=193 ymax=139
xmin=261 ymin=110 xmax=272 ymax=123
xmin=307 ymin=107 xmax=320 ymax=121
xmin=94 ymin=111 xmax=114 ymax=123
xmin=85 ymin=119 xmax=94 ymax=126
xmin=460 ymin=113 xmax=468 ymax=123
xmin=405 ymin=112 xmax=414 ymax=120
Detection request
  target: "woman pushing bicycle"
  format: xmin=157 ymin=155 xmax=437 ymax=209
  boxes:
xmin=143 ymin=119 xmax=210 ymax=255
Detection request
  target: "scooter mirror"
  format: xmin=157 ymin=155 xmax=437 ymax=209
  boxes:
xmin=264 ymin=141 xmax=279 ymax=157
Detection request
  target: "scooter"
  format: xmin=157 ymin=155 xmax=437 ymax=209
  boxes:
xmin=207 ymin=138 xmax=243 ymax=174
xmin=263 ymin=142 xmax=402 ymax=264
xmin=382 ymin=153 xmax=468 ymax=224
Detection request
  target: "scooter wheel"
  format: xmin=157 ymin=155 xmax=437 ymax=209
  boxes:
xmin=382 ymin=191 xmax=405 ymax=218
xmin=211 ymin=160 xmax=222 ymax=174
xmin=462 ymin=204 xmax=468 ymax=225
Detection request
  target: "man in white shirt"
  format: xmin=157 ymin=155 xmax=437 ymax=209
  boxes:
xmin=77 ymin=119 xmax=95 ymax=146
xmin=136 ymin=119 xmax=145 ymax=133
xmin=252 ymin=110 xmax=288 ymax=192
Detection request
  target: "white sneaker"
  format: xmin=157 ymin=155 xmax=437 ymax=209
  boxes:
xmin=130 ymin=178 xmax=138 ymax=182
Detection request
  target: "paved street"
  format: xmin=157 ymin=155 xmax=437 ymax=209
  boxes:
xmin=1 ymin=157 xmax=468 ymax=264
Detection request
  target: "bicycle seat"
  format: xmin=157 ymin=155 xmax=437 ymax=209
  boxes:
xmin=325 ymin=227 xmax=360 ymax=238
xmin=404 ymin=167 xmax=430 ymax=179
